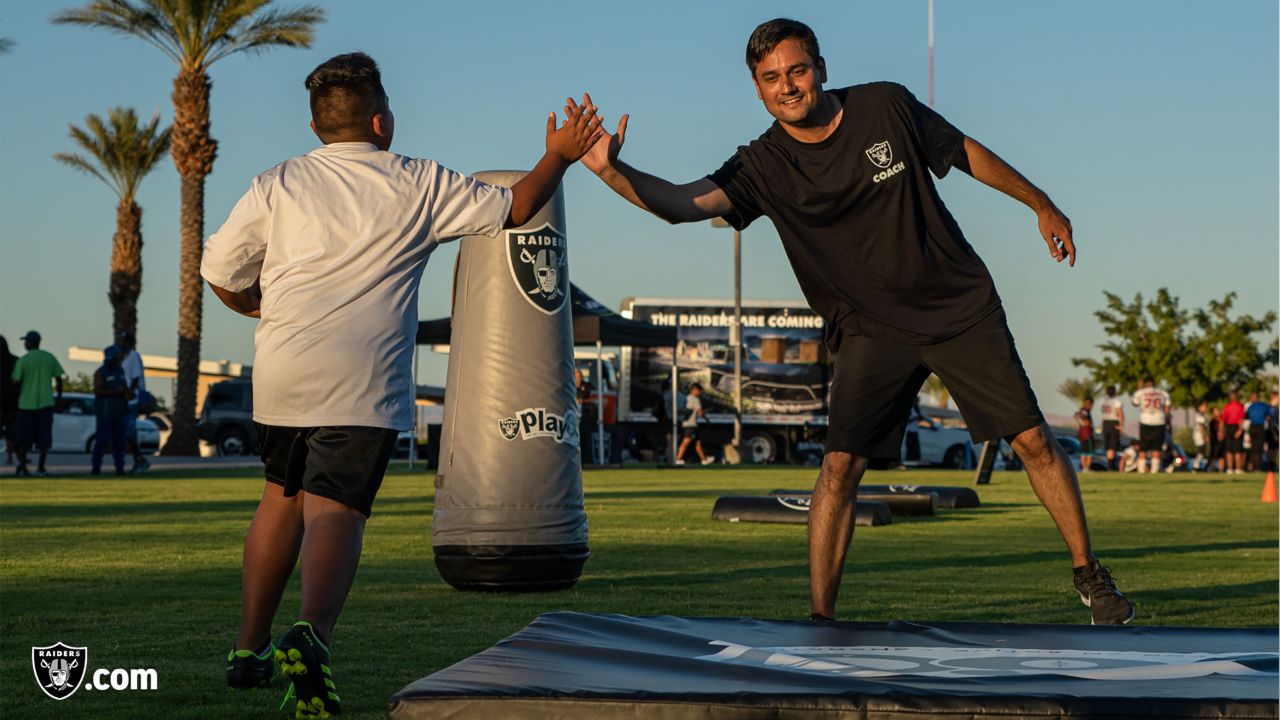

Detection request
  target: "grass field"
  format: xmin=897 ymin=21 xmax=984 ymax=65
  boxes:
xmin=2 ymin=464 xmax=1276 ymax=719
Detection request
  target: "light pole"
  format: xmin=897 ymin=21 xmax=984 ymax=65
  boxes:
xmin=710 ymin=217 xmax=742 ymax=460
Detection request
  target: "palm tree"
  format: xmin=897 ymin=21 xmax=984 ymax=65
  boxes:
xmin=55 ymin=108 xmax=171 ymax=340
xmin=0 ymin=37 xmax=14 ymax=54
xmin=923 ymin=373 xmax=950 ymax=408
xmin=53 ymin=1 xmax=324 ymax=454
xmin=1057 ymin=377 xmax=1099 ymax=407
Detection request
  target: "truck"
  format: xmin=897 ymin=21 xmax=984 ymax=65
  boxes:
xmin=590 ymin=297 xmax=973 ymax=467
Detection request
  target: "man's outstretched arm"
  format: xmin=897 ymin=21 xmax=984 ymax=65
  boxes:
xmin=956 ymin=136 xmax=1076 ymax=267
xmin=576 ymin=95 xmax=732 ymax=224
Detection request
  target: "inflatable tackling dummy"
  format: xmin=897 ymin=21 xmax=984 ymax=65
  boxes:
xmin=432 ymin=171 xmax=588 ymax=591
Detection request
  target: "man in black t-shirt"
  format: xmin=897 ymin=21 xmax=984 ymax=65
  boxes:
xmin=579 ymin=18 xmax=1133 ymax=625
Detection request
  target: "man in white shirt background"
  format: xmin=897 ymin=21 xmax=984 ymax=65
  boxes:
xmin=202 ymin=52 xmax=601 ymax=715
xmin=1098 ymin=385 xmax=1124 ymax=471
xmin=1131 ymin=378 xmax=1171 ymax=473
xmin=114 ymin=331 xmax=150 ymax=473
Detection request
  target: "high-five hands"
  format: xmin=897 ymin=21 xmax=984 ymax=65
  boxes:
xmin=566 ymin=93 xmax=628 ymax=176
xmin=547 ymin=95 xmax=604 ymax=164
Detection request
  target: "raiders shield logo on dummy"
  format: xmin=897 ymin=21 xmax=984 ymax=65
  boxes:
xmin=507 ymin=223 xmax=569 ymax=315
xmin=32 ymin=642 xmax=87 ymax=700
xmin=865 ymin=140 xmax=893 ymax=168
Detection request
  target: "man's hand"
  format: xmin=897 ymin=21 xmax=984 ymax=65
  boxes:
xmin=545 ymin=95 xmax=603 ymax=164
xmin=1038 ymin=201 xmax=1076 ymax=267
xmin=571 ymin=93 xmax=628 ymax=176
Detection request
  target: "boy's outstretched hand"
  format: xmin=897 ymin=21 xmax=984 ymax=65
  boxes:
xmin=546 ymin=95 xmax=603 ymax=164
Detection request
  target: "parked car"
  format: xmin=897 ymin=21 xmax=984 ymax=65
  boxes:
xmin=49 ymin=393 xmax=160 ymax=453
xmin=197 ymin=379 xmax=257 ymax=456
xmin=901 ymin=417 xmax=975 ymax=469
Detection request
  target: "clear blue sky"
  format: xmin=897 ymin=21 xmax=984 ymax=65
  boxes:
xmin=1 ymin=1 xmax=1276 ymax=420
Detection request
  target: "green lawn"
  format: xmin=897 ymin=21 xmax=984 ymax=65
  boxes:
xmin=2 ymin=465 xmax=1276 ymax=719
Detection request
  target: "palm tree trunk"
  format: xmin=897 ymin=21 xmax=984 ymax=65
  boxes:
xmin=162 ymin=68 xmax=218 ymax=456
xmin=109 ymin=198 xmax=142 ymax=339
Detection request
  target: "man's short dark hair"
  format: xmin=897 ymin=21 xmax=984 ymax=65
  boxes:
xmin=690 ymin=383 xmax=703 ymax=392
xmin=304 ymin=52 xmax=388 ymax=137
xmin=746 ymin=18 xmax=821 ymax=74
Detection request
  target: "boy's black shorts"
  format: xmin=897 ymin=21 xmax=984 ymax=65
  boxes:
xmin=826 ymin=307 xmax=1044 ymax=468
xmin=1102 ymin=420 xmax=1121 ymax=452
xmin=257 ymin=424 xmax=399 ymax=517
xmin=1138 ymin=424 xmax=1164 ymax=452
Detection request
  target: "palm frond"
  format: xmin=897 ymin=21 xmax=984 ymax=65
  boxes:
xmin=0 ymin=36 xmax=15 ymax=54
xmin=55 ymin=107 xmax=172 ymax=199
xmin=204 ymin=3 xmax=324 ymax=65
xmin=52 ymin=0 xmax=184 ymax=64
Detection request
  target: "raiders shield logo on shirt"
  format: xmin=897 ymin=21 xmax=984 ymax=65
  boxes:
xmin=865 ymin=141 xmax=893 ymax=169
xmin=506 ymin=223 xmax=569 ymax=315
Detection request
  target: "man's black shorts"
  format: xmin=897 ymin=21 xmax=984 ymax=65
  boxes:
xmin=825 ymin=307 xmax=1043 ymax=467
xmin=1223 ymin=424 xmax=1242 ymax=453
xmin=258 ymin=424 xmax=399 ymax=517
xmin=1138 ymin=424 xmax=1164 ymax=452
xmin=681 ymin=426 xmax=701 ymax=442
xmin=1102 ymin=420 xmax=1121 ymax=452
xmin=15 ymin=407 xmax=54 ymax=451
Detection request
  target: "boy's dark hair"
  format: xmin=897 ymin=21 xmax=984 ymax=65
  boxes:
xmin=690 ymin=383 xmax=703 ymax=392
xmin=746 ymin=18 xmax=821 ymax=74
xmin=304 ymin=52 xmax=388 ymax=137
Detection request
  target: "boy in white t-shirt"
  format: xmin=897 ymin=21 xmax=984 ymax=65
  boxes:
xmin=202 ymin=52 xmax=601 ymax=716
xmin=1131 ymin=378 xmax=1171 ymax=473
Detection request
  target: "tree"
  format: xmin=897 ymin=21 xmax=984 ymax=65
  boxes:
xmin=55 ymin=108 xmax=171 ymax=340
xmin=0 ymin=37 xmax=14 ymax=54
xmin=1073 ymin=289 xmax=1277 ymax=409
xmin=54 ymin=0 xmax=324 ymax=454
xmin=1057 ymin=377 xmax=1098 ymax=406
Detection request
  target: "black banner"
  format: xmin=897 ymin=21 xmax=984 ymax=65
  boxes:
xmin=390 ymin=612 xmax=1278 ymax=719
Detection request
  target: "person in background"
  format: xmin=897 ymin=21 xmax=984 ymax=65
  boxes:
xmin=676 ymin=383 xmax=713 ymax=465
xmin=11 ymin=330 xmax=64 ymax=477
xmin=1131 ymin=378 xmax=1170 ymax=473
xmin=1098 ymin=385 xmax=1124 ymax=471
xmin=1118 ymin=439 xmax=1141 ymax=474
xmin=1267 ymin=391 xmax=1279 ymax=472
xmin=1244 ymin=391 xmax=1269 ymax=472
xmin=1208 ymin=404 xmax=1223 ymax=473
xmin=1074 ymin=396 xmax=1095 ymax=473
xmin=115 ymin=331 xmax=151 ymax=473
xmin=0 ymin=335 xmax=18 ymax=465
xmin=91 ymin=345 xmax=132 ymax=476
xmin=1220 ymin=391 xmax=1245 ymax=475
xmin=1191 ymin=401 xmax=1209 ymax=472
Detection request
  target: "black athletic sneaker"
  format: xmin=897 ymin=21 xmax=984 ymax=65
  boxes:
xmin=1073 ymin=561 xmax=1135 ymax=625
xmin=226 ymin=643 xmax=275 ymax=688
xmin=276 ymin=622 xmax=340 ymax=718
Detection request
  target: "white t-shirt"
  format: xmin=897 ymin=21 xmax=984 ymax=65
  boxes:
xmin=1099 ymin=396 xmax=1123 ymax=423
xmin=1192 ymin=412 xmax=1207 ymax=446
xmin=201 ymin=142 xmax=512 ymax=430
xmin=1131 ymin=386 xmax=1171 ymax=427
xmin=682 ymin=394 xmax=703 ymax=428
xmin=121 ymin=349 xmax=145 ymax=391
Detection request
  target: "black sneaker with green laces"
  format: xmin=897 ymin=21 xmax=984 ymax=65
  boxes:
xmin=276 ymin=621 xmax=341 ymax=718
xmin=1073 ymin=560 xmax=1135 ymax=625
xmin=226 ymin=642 xmax=275 ymax=689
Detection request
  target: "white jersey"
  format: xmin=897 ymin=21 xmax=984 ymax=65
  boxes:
xmin=1192 ymin=412 xmax=1207 ymax=446
xmin=202 ymin=142 xmax=512 ymax=430
xmin=682 ymin=394 xmax=703 ymax=428
xmin=1099 ymin=396 xmax=1123 ymax=423
xmin=121 ymin=348 xmax=146 ymax=392
xmin=1131 ymin=387 xmax=1171 ymax=426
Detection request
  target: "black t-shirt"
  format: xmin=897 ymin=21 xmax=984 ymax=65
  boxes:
xmin=708 ymin=82 xmax=1000 ymax=349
